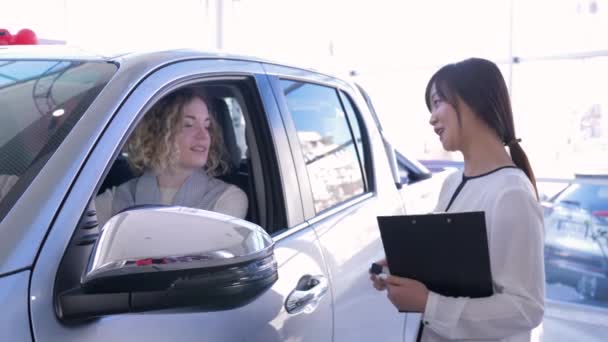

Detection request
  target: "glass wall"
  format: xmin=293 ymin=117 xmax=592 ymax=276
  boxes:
xmin=226 ymin=0 xmax=608 ymax=339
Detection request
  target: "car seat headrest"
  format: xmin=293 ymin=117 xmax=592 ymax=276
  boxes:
xmin=210 ymin=98 xmax=241 ymax=170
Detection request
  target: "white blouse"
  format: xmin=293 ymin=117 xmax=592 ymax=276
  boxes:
xmin=421 ymin=167 xmax=545 ymax=342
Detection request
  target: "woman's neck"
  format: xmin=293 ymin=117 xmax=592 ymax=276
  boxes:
xmin=156 ymin=168 xmax=194 ymax=188
xmin=461 ymin=132 xmax=514 ymax=177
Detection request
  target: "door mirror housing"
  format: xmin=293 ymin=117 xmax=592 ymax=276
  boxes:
xmin=57 ymin=206 xmax=277 ymax=321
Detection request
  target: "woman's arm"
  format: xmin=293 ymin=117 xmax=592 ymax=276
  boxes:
xmin=213 ymin=185 xmax=248 ymax=219
xmin=422 ymin=187 xmax=545 ymax=340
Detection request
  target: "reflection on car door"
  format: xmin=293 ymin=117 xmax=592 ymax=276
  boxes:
xmin=269 ymin=72 xmax=409 ymax=342
xmin=29 ymin=60 xmax=332 ymax=341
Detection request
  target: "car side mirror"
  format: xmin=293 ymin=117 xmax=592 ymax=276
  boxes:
xmin=56 ymin=206 xmax=277 ymax=321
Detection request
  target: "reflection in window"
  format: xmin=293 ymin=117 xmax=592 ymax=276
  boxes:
xmin=340 ymin=91 xmax=368 ymax=188
xmin=281 ymin=80 xmax=365 ymax=213
xmin=225 ymin=97 xmax=248 ymax=160
xmin=0 ymin=60 xmax=117 ymax=218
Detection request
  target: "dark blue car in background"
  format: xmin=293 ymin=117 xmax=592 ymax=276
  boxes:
xmin=420 ymin=160 xmax=608 ymax=303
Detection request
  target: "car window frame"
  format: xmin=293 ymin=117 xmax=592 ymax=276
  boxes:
xmin=89 ymin=73 xmax=296 ymax=232
xmin=22 ymin=59 xmax=302 ymax=325
xmin=0 ymin=60 xmax=118 ymax=222
xmin=265 ymin=70 xmax=373 ymax=220
xmin=337 ymin=90 xmax=374 ymax=192
xmin=53 ymin=76 xmax=268 ymax=300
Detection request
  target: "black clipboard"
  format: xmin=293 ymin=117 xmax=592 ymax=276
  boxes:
xmin=377 ymin=211 xmax=493 ymax=298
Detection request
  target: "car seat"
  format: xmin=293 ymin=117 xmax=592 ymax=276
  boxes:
xmin=210 ymin=98 xmax=241 ymax=170
xmin=211 ymin=98 xmax=257 ymax=223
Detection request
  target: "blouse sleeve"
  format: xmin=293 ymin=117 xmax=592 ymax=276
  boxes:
xmin=421 ymin=187 xmax=545 ymax=340
xmin=213 ymin=185 xmax=248 ymax=219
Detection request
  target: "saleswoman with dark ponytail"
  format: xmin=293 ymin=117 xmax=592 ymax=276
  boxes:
xmin=370 ymin=58 xmax=544 ymax=342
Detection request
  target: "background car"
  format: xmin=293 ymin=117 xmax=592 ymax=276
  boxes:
xmin=541 ymin=172 xmax=608 ymax=300
xmin=418 ymin=159 xmax=464 ymax=173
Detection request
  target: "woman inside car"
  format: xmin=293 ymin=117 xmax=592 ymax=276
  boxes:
xmin=95 ymin=88 xmax=248 ymax=226
xmin=370 ymin=58 xmax=544 ymax=342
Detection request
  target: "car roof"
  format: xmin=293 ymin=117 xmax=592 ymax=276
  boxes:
xmin=0 ymin=45 xmax=341 ymax=80
xmin=575 ymin=173 xmax=608 ymax=180
xmin=574 ymin=169 xmax=608 ymax=179
xmin=0 ymin=45 xmax=119 ymax=60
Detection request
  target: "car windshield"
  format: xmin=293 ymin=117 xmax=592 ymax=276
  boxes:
xmin=554 ymin=182 xmax=608 ymax=213
xmin=0 ymin=59 xmax=117 ymax=219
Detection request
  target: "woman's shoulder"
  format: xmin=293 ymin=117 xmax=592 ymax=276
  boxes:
xmin=493 ymin=167 xmax=536 ymax=194
xmin=207 ymin=175 xmax=235 ymax=192
xmin=98 ymin=177 xmax=138 ymax=201
xmin=446 ymin=168 xmax=463 ymax=183
xmin=489 ymin=168 xmax=541 ymax=214
xmin=206 ymin=174 xmax=246 ymax=199
xmin=436 ymin=167 xmax=462 ymax=188
xmin=222 ymin=183 xmax=247 ymax=200
xmin=213 ymin=182 xmax=248 ymax=219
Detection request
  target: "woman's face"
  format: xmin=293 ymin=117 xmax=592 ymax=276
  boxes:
xmin=175 ymin=97 xmax=212 ymax=171
xmin=428 ymin=83 xmax=462 ymax=151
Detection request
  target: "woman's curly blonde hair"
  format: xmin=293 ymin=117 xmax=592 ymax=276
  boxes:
xmin=125 ymin=88 xmax=230 ymax=177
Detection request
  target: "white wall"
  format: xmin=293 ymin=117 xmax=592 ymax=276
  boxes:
xmin=1 ymin=0 xmax=215 ymax=52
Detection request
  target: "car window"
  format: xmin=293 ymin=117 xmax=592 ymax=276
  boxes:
xmin=554 ymin=183 xmax=608 ymax=212
xmin=0 ymin=60 xmax=117 ymax=220
xmin=224 ymin=97 xmax=248 ymax=161
xmin=537 ymin=180 xmax=570 ymax=202
xmin=280 ymin=80 xmax=365 ymax=213
xmin=339 ymin=91 xmax=369 ymax=189
xmin=94 ymin=80 xmax=286 ymax=231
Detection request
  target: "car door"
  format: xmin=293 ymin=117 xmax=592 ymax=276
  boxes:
xmin=29 ymin=58 xmax=332 ymax=341
xmin=356 ymin=83 xmax=448 ymax=216
xmin=263 ymin=64 xmax=410 ymax=342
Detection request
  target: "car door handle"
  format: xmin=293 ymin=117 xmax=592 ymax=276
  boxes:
xmin=285 ymin=274 xmax=328 ymax=315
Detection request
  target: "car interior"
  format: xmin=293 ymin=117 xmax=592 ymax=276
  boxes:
xmin=97 ymin=82 xmax=263 ymax=226
xmin=56 ymin=80 xmax=291 ymax=308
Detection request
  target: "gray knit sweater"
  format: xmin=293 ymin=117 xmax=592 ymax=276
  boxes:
xmin=95 ymin=169 xmax=248 ymax=226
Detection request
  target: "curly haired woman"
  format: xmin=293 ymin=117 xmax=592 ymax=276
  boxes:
xmin=95 ymin=88 xmax=248 ymax=226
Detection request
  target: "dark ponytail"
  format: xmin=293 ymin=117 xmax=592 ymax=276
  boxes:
xmin=425 ymin=58 xmax=539 ymax=199
xmin=508 ymin=142 xmax=538 ymax=200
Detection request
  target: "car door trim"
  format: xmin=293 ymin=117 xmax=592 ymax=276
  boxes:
xmin=307 ymin=192 xmax=374 ymax=226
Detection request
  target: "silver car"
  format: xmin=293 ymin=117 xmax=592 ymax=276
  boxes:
xmin=0 ymin=46 xmax=448 ymax=341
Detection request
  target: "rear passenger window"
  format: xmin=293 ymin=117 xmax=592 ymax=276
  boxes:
xmin=280 ymin=80 xmax=365 ymax=213
xmin=339 ymin=91 xmax=369 ymax=189
xmin=224 ymin=98 xmax=248 ymax=161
